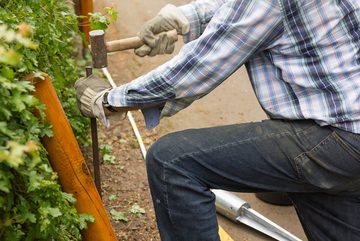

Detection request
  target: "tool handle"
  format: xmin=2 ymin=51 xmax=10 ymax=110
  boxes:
xmin=106 ymin=29 xmax=178 ymax=52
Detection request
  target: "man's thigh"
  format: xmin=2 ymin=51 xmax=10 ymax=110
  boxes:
xmin=151 ymin=119 xmax=360 ymax=194
xmin=148 ymin=119 xmax=360 ymax=240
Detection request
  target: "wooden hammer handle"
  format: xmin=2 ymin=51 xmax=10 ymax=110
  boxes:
xmin=106 ymin=29 xmax=178 ymax=52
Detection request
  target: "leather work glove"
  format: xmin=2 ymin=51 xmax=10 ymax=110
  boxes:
xmin=75 ymin=75 xmax=112 ymax=127
xmin=135 ymin=4 xmax=190 ymax=57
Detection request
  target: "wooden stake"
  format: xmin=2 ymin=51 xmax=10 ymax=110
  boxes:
xmin=31 ymin=74 xmax=116 ymax=241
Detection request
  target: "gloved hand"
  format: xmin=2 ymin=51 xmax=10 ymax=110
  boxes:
xmin=75 ymin=75 xmax=112 ymax=127
xmin=135 ymin=4 xmax=189 ymax=57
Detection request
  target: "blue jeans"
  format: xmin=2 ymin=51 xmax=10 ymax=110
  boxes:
xmin=146 ymin=120 xmax=360 ymax=241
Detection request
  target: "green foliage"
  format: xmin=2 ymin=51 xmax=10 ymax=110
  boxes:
xmin=110 ymin=209 xmax=128 ymax=223
xmin=100 ymin=144 xmax=117 ymax=164
xmin=0 ymin=1 xmax=95 ymax=240
xmin=108 ymin=194 xmax=118 ymax=201
xmin=0 ymin=24 xmax=37 ymax=66
xmin=129 ymin=203 xmax=145 ymax=216
xmin=109 ymin=204 xmax=145 ymax=223
xmin=0 ymin=142 xmax=94 ymax=240
xmin=89 ymin=7 xmax=118 ymax=30
xmin=0 ymin=0 xmax=89 ymax=143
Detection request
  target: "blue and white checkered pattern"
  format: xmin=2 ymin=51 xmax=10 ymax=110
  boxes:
xmin=108 ymin=0 xmax=360 ymax=133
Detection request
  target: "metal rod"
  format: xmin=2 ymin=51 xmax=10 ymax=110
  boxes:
xmin=91 ymin=118 xmax=101 ymax=198
xmin=78 ymin=0 xmax=93 ymax=45
xmin=101 ymin=67 xmax=117 ymax=89
xmin=127 ymin=112 xmax=147 ymax=159
xmin=86 ymin=66 xmax=102 ymax=198
xmin=213 ymin=190 xmax=302 ymax=241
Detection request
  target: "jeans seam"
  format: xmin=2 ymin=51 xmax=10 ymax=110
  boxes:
xmin=333 ymin=131 xmax=360 ymax=160
xmin=299 ymin=125 xmax=318 ymax=136
xmin=161 ymin=162 xmax=181 ymax=241
xmin=347 ymin=131 xmax=360 ymax=141
xmin=294 ymin=131 xmax=334 ymax=160
xmin=293 ymin=155 xmax=305 ymax=179
xmin=165 ymin=130 xmax=302 ymax=166
xmin=164 ymin=125 xmax=319 ymax=181
xmin=162 ymin=163 xmax=169 ymax=208
xmin=293 ymin=132 xmax=334 ymax=180
xmin=161 ymin=159 xmax=218 ymax=241
xmin=164 ymin=127 xmax=315 ymax=184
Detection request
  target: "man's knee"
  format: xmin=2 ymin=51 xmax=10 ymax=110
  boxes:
xmin=146 ymin=132 xmax=185 ymax=169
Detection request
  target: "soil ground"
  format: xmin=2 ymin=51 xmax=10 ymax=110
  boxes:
xmin=88 ymin=1 xmax=308 ymax=240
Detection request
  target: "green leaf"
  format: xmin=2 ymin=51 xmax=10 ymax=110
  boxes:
xmin=61 ymin=192 xmax=76 ymax=204
xmin=27 ymin=170 xmax=41 ymax=191
xmin=1 ymin=66 xmax=15 ymax=79
xmin=18 ymin=199 xmax=37 ymax=223
xmin=105 ymin=7 xmax=118 ymax=22
xmin=12 ymin=96 xmax=26 ymax=112
xmin=100 ymin=144 xmax=112 ymax=155
xmin=33 ymin=71 xmax=45 ymax=80
xmin=101 ymin=144 xmax=116 ymax=164
xmin=78 ymin=213 xmax=95 ymax=230
xmin=108 ymin=194 xmax=117 ymax=201
xmin=89 ymin=7 xmax=118 ymax=31
xmin=89 ymin=12 xmax=109 ymax=30
xmin=103 ymin=153 xmax=116 ymax=164
xmin=0 ymin=168 xmax=12 ymax=193
xmin=0 ymin=49 xmax=21 ymax=66
xmin=40 ymin=125 xmax=53 ymax=138
xmin=0 ymin=122 xmax=13 ymax=137
xmin=129 ymin=203 xmax=145 ymax=216
xmin=44 ymin=207 xmax=62 ymax=218
xmin=5 ymin=142 xmax=26 ymax=168
xmin=0 ymin=182 xmax=10 ymax=193
xmin=110 ymin=209 xmax=128 ymax=222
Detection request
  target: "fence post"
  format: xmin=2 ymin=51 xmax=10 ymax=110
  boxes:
xmin=31 ymin=74 xmax=117 ymax=241
xmin=76 ymin=0 xmax=93 ymax=44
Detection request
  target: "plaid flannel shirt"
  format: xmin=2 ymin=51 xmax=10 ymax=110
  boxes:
xmin=108 ymin=0 xmax=360 ymax=133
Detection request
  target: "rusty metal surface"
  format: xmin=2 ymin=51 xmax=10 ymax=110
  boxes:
xmin=85 ymin=66 xmax=102 ymax=197
xmin=90 ymin=30 xmax=108 ymax=68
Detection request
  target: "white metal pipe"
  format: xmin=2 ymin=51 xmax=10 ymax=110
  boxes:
xmin=126 ymin=111 xmax=147 ymax=159
xmin=102 ymin=67 xmax=117 ymax=89
xmin=213 ymin=190 xmax=302 ymax=241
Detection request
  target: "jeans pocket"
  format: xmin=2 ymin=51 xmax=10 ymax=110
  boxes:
xmin=333 ymin=128 xmax=360 ymax=159
xmin=294 ymin=131 xmax=360 ymax=193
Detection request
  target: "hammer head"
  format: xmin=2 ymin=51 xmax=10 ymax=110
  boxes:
xmin=89 ymin=30 xmax=108 ymax=69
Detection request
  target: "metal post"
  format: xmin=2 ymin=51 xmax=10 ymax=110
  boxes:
xmin=78 ymin=0 xmax=94 ymax=45
xmin=86 ymin=66 xmax=102 ymax=198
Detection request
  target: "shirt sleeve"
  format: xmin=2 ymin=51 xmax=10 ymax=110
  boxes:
xmin=178 ymin=0 xmax=229 ymax=43
xmin=108 ymin=0 xmax=283 ymax=128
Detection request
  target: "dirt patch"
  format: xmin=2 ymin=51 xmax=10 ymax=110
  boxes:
xmin=84 ymin=2 xmax=166 ymax=238
xmin=84 ymin=109 xmax=161 ymax=241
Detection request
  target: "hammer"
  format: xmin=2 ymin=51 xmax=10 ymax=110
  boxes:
xmin=87 ymin=29 xmax=178 ymax=196
xmin=89 ymin=29 xmax=178 ymax=69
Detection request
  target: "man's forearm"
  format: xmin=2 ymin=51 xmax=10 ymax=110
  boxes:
xmin=108 ymin=0 xmax=282 ymax=127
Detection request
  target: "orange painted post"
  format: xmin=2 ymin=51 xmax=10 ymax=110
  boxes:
xmin=79 ymin=0 xmax=93 ymax=44
xmin=31 ymin=74 xmax=117 ymax=241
